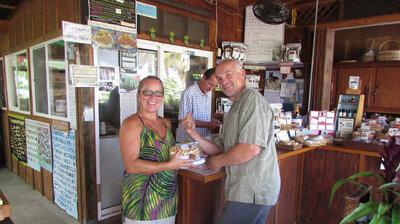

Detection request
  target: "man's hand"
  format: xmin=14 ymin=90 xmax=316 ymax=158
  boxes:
xmin=206 ymin=155 xmax=222 ymax=171
xmin=209 ymin=118 xmax=222 ymax=131
xmin=180 ymin=112 xmax=196 ymax=135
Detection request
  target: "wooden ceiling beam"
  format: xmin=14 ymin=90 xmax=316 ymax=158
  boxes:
xmin=0 ymin=20 xmax=9 ymax=33
xmin=218 ymin=0 xmax=240 ymax=8
xmin=0 ymin=3 xmax=17 ymax=10
xmin=239 ymin=0 xmax=257 ymax=9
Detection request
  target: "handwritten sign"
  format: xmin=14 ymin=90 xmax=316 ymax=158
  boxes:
xmin=244 ymin=5 xmax=284 ymax=62
xmin=70 ymin=64 xmax=98 ymax=87
xmin=62 ymin=21 xmax=91 ymax=44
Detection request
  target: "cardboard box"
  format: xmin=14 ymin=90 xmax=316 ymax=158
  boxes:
xmin=0 ymin=190 xmax=11 ymax=221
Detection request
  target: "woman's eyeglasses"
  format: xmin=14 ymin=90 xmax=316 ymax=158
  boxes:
xmin=142 ymin=90 xmax=164 ymax=97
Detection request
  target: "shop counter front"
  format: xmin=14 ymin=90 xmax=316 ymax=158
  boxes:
xmin=177 ymin=145 xmax=381 ymax=224
xmin=0 ymin=189 xmax=11 ymax=223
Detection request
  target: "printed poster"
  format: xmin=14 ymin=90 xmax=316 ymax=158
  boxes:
xmin=25 ymin=119 xmax=41 ymax=171
xmin=38 ymin=121 xmax=52 ymax=172
xmin=120 ymin=50 xmax=137 ymax=73
xmin=8 ymin=114 xmax=27 ymax=163
xmin=52 ymin=129 xmax=78 ymax=219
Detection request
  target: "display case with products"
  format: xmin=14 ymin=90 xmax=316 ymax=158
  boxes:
xmin=335 ymin=94 xmax=365 ymax=134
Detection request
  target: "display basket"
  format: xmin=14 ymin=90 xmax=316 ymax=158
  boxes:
xmin=377 ymin=40 xmax=400 ymax=61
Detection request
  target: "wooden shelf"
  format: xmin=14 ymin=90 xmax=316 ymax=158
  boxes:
xmin=216 ymin=59 xmax=304 ymax=69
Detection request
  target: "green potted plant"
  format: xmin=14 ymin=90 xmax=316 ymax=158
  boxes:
xmin=330 ymin=137 xmax=400 ymax=224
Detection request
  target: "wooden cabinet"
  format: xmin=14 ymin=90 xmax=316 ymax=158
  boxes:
xmin=333 ymin=61 xmax=400 ymax=114
xmin=373 ymin=67 xmax=400 ymax=112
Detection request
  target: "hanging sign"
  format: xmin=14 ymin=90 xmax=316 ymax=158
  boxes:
xmin=70 ymin=65 xmax=98 ymax=87
xmin=279 ymin=62 xmax=293 ymax=74
xmin=136 ymin=1 xmax=157 ymax=19
xmin=120 ymin=50 xmax=137 ymax=73
xmin=62 ymin=21 xmax=91 ymax=44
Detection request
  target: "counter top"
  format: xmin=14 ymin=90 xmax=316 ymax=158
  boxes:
xmin=179 ymin=144 xmax=381 ymax=183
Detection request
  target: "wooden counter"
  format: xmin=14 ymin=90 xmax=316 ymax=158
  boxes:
xmin=0 ymin=189 xmax=11 ymax=222
xmin=177 ymin=145 xmax=381 ymax=224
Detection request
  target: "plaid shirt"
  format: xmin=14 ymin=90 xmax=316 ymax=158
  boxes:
xmin=176 ymin=82 xmax=212 ymax=143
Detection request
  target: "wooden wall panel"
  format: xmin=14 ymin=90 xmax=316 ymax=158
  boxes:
xmin=59 ymin=0 xmax=75 ymax=24
xmin=23 ymin=1 xmax=34 ymax=44
xmin=1 ymin=112 xmax=11 ymax=169
xmin=15 ymin=9 xmax=25 ymax=48
xmin=42 ymin=169 xmax=53 ymax=201
xmin=11 ymin=156 xmax=18 ymax=174
xmin=34 ymin=169 xmax=43 ymax=194
xmin=26 ymin=166 xmax=34 ymax=187
xmin=9 ymin=17 xmax=16 ymax=50
xmin=18 ymin=162 xmax=26 ymax=180
xmin=45 ymin=0 xmax=57 ymax=35
xmin=300 ymin=149 xmax=359 ymax=224
xmin=310 ymin=28 xmax=328 ymax=111
xmin=33 ymin=0 xmax=44 ymax=39
xmin=216 ymin=3 xmax=244 ymax=44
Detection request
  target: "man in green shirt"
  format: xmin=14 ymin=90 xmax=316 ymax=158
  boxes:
xmin=180 ymin=59 xmax=281 ymax=224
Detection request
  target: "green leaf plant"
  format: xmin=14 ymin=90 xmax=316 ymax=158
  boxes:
xmin=330 ymin=137 xmax=400 ymax=224
xmin=184 ymin=35 xmax=189 ymax=46
xmin=169 ymin=31 xmax=175 ymax=43
xmin=150 ymin=28 xmax=156 ymax=40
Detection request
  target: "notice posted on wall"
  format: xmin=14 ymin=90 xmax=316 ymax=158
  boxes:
xmin=244 ymin=5 xmax=284 ymax=62
xmin=52 ymin=129 xmax=78 ymax=219
xmin=25 ymin=119 xmax=53 ymax=172
xmin=8 ymin=114 xmax=27 ymax=164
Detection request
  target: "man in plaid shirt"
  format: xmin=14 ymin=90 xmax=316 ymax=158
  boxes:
xmin=176 ymin=68 xmax=221 ymax=143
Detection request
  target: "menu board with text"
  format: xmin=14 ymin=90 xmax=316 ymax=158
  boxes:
xmin=89 ymin=0 xmax=136 ymax=28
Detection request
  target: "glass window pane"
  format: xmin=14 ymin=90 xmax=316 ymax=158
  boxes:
xmin=16 ymin=52 xmax=30 ymax=112
xmin=5 ymin=56 xmax=18 ymax=108
xmin=0 ymin=59 xmax=6 ymax=108
xmin=138 ymin=49 xmax=157 ymax=80
xmin=97 ymin=48 xmax=120 ymax=131
xmin=163 ymin=51 xmax=189 ymax=116
xmin=48 ymin=41 xmax=67 ymax=117
xmin=162 ymin=51 xmax=209 ymax=135
xmin=32 ymin=47 xmax=48 ymax=114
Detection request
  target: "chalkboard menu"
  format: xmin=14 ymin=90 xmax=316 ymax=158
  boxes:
xmin=89 ymin=0 xmax=136 ymax=28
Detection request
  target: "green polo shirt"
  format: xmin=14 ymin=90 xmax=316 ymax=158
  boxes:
xmin=215 ymin=88 xmax=281 ymax=205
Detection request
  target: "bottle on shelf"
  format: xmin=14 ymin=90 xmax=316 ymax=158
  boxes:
xmin=342 ymin=109 xmax=347 ymax=117
xmin=338 ymin=109 xmax=343 ymax=117
xmin=347 ymin=109 xmax=352 ymax=117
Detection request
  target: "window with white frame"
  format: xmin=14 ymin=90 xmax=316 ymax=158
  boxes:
xmin=31 ymin=37 xmax=68 ymax=119
xmin=0 ymin=58 xmax=6 ymax=109
xmin=5 ymin=50 xmax=30 ymax=113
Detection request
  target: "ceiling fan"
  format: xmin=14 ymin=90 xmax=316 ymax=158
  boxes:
xmin=252 ymin=0 xmax=290 ymax=24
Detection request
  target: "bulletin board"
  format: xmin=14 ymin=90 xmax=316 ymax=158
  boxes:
xmin=244 ymin=5 xmax=284 ymax=62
